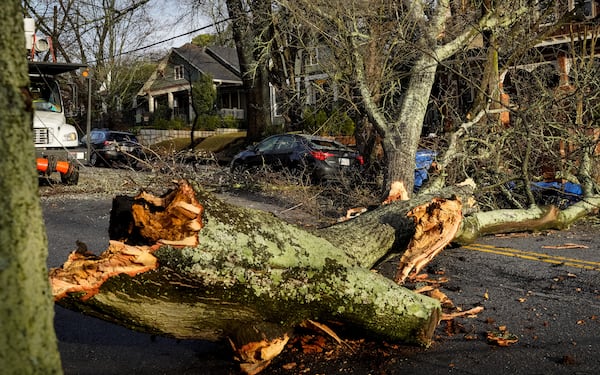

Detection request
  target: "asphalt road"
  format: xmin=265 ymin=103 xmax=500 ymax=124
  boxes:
xmin=42 ymin=195 xmax=600 ymax=374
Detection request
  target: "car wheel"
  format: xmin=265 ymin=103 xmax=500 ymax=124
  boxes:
xmin=230 ymin=161 xmax=246 ymax=174
xmin=122 ymin=155 xmax=138 ymax=170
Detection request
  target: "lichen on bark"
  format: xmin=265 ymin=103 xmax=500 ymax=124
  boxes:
xmin=53 ymin=181 xmax=445 ymax=347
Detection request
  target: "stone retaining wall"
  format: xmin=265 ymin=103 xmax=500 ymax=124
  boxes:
xmin=137 ymin=128 xmax=242 ymax=145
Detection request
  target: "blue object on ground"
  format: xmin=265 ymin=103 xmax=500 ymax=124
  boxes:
xmin=414 ymin=149 xmax=437 ymax=191
xmin=531 ymin=180 xmax=583 ymax=206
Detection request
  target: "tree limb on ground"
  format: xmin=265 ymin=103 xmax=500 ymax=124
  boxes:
xmin=49 ymin=180 xmax=599 ymax=373
xmin=51 ymin=180 xmax=470 ymax=373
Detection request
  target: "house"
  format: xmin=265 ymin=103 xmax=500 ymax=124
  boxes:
xmin=136 ymin=44 xmax=245 ymax=125
xmin=500 ymin=1 xmax=600 ymax=113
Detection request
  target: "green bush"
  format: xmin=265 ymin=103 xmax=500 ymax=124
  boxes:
xmin=222 ymin=115 xmax=239 ymax=128
xmin=151 ymin=117 xmax=188 ymax=130
xmin=302 ymin=108 xmax=355 ymax=136
xmin=196 ymin=114 xmax=240 ymax=130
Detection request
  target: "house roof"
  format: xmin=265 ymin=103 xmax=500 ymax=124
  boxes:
xmin=138 ymin=44 xmax=242 ymax=96
xmin=173 ymin=44 xmax=241 ymax=83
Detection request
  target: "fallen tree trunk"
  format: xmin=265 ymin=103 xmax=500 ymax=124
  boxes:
xmin=51 ymin=180 xmax=473 ymax=371
xmin=49 ymin=178 xmax=600 ymax=372
xmin=454 ymin=196 xmax=600 ymax=244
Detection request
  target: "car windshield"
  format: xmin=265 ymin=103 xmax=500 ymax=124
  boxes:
xmin=89 ymin=131 xmax=106 ymax=143
xmin=30 ymin=78 xmax=62 ymax=113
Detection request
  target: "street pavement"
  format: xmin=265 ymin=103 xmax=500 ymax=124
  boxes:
xmin=43 ymin=196 xmax=600 ymax=374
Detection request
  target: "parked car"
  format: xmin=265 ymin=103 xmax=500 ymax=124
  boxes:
xmin=230 ymin=133 xmax=364 ymax=183
xmin=81 ymin=129 xmax=143 ymax=167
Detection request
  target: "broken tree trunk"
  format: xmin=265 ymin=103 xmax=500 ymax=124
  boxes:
xmin=49 ymin=178 xmax=598 ymax=372
xmin=51 ymin=180 xmax=475 ymax=371
xmin=454 ymin=196 xmax=600 ymax=244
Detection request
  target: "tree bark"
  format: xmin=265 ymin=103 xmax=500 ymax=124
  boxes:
xmin=50 ymin=180 xmax=463 ymax=372
xmin=226 ymin=0 xmax=272 ymax=142
xmin=48 ymin=178 xmax=600 ymax=372
xmin=455 ymin=196 xmax=600 ymax=244
xmin=50 ymin=181 xmax=485 ymax=365
xmin=0 ymin=3 xmax=63 ymax=373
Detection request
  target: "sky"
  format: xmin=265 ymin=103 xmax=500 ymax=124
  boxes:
xmin=146 ymin=0 xmax=217 ymax=51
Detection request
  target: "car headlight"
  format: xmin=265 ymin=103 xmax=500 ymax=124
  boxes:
xmin=63 ymin=132 xmax=77 ymax=142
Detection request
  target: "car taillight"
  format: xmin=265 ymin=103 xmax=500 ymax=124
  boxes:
xmin=310 ymin=150 xmax=334 ymax=161
xmin=356 ymin=155 xmax=364 ymax=165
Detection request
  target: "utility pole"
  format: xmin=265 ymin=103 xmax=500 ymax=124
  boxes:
xmin=83 ymin=68 xmax=92 ymax=164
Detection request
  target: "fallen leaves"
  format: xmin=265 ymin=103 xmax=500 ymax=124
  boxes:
xmin=486 ymin=326 xmax=519 ymax=346
xmin=410 ymin=271 xmax=485 ymax=323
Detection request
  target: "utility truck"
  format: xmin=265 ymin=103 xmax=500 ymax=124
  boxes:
xmin=25 ymin=17 xmax=87 ymax=185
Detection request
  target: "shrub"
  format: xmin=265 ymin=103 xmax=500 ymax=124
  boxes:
xmin=302 ymin=108 xmax=355 ymax=136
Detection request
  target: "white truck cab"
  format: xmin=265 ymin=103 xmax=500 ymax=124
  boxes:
xmin=29 ymin=62 xmax=87 ymax=162
xmin=26 ymin=17 xmax=87 ymax=184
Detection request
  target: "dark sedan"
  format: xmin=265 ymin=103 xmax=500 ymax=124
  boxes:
xmin=81 ymin=129 xmax=143 ymax=167
xmin=230 ymin=133 xmax=364 ymax=183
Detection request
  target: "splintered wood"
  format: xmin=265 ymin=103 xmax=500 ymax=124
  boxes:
xmin=383 ymin=180 xmax=410 ymax=204
xmin=129 ymin=180 xmax=204 ymax=246
xmin=395 ymin=197 xmax=463 ymax=284
xmin=49 ymin=180 xmax=203 ymax=301
xmin=49 ymin=240 xmax=159 ymax=301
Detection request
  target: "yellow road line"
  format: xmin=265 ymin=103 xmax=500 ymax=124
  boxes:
xmin=463 ymin=244 xmax=600 ymax=271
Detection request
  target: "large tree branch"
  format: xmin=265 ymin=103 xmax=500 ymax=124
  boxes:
xmin=435 ymin=5 xmax=529 ymax=61
xmin=51 ymin=180 xmax=450 ymax=347
xmin=48 ymin=179 xmax=600 ymax=373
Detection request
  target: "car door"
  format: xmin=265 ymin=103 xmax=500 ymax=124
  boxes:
xmin=244 ymin=135 xmax=280 ymax=169
xmin=270 ymin=135 xmax=297 ymax=170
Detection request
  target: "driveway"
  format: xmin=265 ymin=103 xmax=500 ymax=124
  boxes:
xmin=41 ymin=172 xmax=600 ymax=374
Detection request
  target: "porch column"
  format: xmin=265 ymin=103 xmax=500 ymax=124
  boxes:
xmin=148 ymin=94 xmax=154 ymax=113
xmin=168 ymin=92 xmax=174 ymax=119
xmin=557 ymin=54 xmax=571 ymax=88
xmin=188 ymin=90 xmax=195 ymax=124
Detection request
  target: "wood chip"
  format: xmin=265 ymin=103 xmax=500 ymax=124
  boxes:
xmin=441 ymin=306 xmax=484 ymax=320
xmin=541 ymin=243 xmax=589 ymax=249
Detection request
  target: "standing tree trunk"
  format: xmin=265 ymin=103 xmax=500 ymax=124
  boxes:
xmin=381 ymin=55 xmax=439 ymax=198
xmin=226 ymin=0 xmax=273 ymax=142
xmin=0 ymin=4 xmax=63 ymax=373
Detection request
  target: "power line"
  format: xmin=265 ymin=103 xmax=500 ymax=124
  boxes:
xmin=91 ymin=18 xmax=230 ymax=63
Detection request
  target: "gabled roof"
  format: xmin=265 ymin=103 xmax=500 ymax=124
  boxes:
xmin=138 ymin=44 xmax=242 ymax=96
xmin=173 ymin=44 xmax=241 ymax=83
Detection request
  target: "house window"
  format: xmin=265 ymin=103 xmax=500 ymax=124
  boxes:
xmin=583 ymin=0 xmax=596 ymax=18
xmin=220 ymin=93 xmax=230 ymax=108
xmin=174 ymin=65 xmax=184 ymax=80
xmin=566 ymin=0 xmax=597 ymax=19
